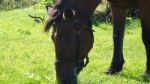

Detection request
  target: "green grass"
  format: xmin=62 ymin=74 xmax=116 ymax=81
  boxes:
xmin=0 ymin=8 xmax=150 ymax=84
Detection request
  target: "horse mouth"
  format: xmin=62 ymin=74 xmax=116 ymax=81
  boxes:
xmin=57 ymin=74 xmax=77 ymax=84
xmin=55 ymin=61 xmax=77 ymax=84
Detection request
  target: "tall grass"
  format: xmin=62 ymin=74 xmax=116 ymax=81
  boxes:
xmin=0 ymin=7 xmax=149 ymax=84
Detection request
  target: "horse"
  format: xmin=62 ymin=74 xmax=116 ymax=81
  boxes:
xmin=44 ymin=0 xmax=100 ymax=83
xmin=44 ymin=0 xmax=150 ymax=83
xmin=105 ymin=0 xmax=150 ymax=76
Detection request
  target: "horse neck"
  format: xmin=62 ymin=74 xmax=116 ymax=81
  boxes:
xmin=54 ymin=0 xmax=101 ymax=16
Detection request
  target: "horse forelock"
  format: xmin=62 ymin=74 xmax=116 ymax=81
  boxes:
xmin=44 ymin=18 xmax=54 ymax=32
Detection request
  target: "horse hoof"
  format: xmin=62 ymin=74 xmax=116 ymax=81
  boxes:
xmin=105 ymin=67 xmax=122 ymax=75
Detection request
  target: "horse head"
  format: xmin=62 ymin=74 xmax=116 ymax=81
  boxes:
xmin=44 ymin=0 xmax=100 ymax=83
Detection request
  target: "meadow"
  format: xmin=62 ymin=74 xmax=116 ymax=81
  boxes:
xmin=0 ymin=7 xmax=150 ymax=84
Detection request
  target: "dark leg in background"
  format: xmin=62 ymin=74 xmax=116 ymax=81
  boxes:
xmin=141 ymin=20 xmax=150 ymax=75
xmin=105 ymin=3 xmax=126 ymax=74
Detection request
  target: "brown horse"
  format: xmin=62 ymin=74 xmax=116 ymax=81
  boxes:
xmin=44 ymin=0 xmax=100 ymax=83
xmin=44 ymin=0 xmax=150 ymax=83
xmin=105 ymin=0 xmax=150 ymax=75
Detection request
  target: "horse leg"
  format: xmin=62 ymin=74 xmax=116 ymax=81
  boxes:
xmin=141 ymin=20 xmax=150 ymax=75
xmin=105 ymin=3 xmax=126 ymax=74
xmin=139 ymin=8 xmax=150 ymax=75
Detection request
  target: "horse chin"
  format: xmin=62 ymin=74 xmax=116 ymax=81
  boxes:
xmin=57 ymin=70 xmax=77 ymax=84
xmin=57 ymin=75 xmax=77 ymax=84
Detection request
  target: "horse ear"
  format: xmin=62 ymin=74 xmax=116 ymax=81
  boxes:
xmin=63 ymin=8 xmax=76 ymax=20
xmin=46 ymin=4 xmax=54 ymax=15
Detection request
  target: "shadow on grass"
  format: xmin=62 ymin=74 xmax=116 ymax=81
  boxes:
xmin=119 ymin=73 xmax=150 ymax=83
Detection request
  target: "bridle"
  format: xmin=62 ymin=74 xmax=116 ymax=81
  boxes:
xmin=51 ymin=7 xmax=94 ymax=75
xmin=73 ymin=19 xmax=90 ymax=75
